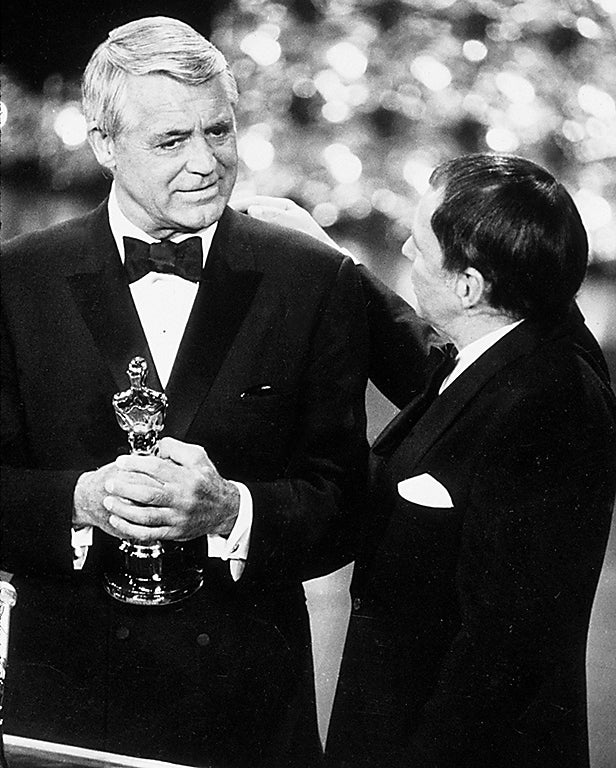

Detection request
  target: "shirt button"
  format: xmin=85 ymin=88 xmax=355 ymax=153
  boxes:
xmin=231 ymin=544 xmax=239 ymax=554
xmin=196 ymin=633 xmax=210 ymax=647
xmin=115 ymin=626 xmax=130 ymax=640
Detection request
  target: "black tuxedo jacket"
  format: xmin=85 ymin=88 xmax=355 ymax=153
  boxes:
xmin=327 ymin=316 xmax=616 ymax=768
xmin=0 ymin=202 xmax=379 ymax=766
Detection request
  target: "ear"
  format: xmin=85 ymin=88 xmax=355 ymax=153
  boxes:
xmin=454 ymin=267 xmax=487 ymax=309
xmin=88 ymin=128 xmax=117 ymax=173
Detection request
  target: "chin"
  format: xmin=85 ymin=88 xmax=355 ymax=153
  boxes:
xmin=177 ymin=206 xmax=225 ymax=232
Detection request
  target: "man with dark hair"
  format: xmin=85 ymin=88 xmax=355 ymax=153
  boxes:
xmin=428 ymin=155 xmax=589 ymax=321
xmin=321 ymin=153 xmax=616 ymax=767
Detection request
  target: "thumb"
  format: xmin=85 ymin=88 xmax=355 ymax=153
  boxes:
xmin=157 ymin=437 xmax=212 ymax=469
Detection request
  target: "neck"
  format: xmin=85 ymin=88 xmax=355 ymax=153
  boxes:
xmin=110 ymin=182 xmax=199 ymax=241
xmin=442 ymin=311 xmax=516 ymax=351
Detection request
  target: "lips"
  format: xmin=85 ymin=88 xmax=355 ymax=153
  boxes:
xmin=179 ymin=184 xmax=220 ymax=201
xmin=182 ymin=182 xmax=218 ymax=193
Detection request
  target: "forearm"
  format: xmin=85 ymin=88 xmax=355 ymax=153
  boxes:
xmin=356 ymin=264 xmax=440 ymax=408
xmin=244 ymin=465 xmax=363 ymax=580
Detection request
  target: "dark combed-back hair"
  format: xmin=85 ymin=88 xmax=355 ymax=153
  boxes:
xmin=429 ymin=154 xmax=588 ymax=321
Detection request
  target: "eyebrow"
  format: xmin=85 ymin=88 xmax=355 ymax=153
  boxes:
xmin=151 ymin=128 xmax=190 ymax=142
xmin=151 ymin=117 xmax=234 ymax=140
xmin=206 ymin=117 xmax=235 ymax=130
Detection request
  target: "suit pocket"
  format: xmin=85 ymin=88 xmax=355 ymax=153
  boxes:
xmin=237 ymin=385 xmax=297 ymax=415
xmin=240 ymin=383 xmax=276 ymax=398
xmin=395 ymin=498 xmax=461 ymax=528
xmin=398 ymin=473 xmax=454 ymax=508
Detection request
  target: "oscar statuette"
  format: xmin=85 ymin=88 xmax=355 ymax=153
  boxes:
xmin=103 ymin=357 xmax=203 ymax=606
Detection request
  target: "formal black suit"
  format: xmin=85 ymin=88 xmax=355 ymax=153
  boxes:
xmin=0 ymin=201 xmax=378 ymax=767
xmin=326 ymin=315 xmax=616 ymax=767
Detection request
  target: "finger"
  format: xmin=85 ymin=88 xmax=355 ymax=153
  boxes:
xmin=157 ymin=437 xmax=212 ymax=469
xmin=103 ymin=495 xmax=173 ymax=526
xmin=104 ymin=474 xmax=170 ymax=506
xmin=113 ymin=455 xmax=193 ymax=487
xmin=229 ymin=195 xmax=262 ymax=212
xmin=115 ymin=453 xmax=168 ymax=478
xmin=246 ymin=205 xmax=284 ymax=223
xmin=230 ymin=195 xmax=292 ymax=212
xmin=107 ymin=514 xmax=172 ymax=541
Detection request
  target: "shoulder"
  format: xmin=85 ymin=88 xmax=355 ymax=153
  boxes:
xmin=1 ymin=204 xmax=105 ymax=276
xmin=486 ymin=333 xmax=616 ymax=447
xmin=226 ymin=207 xmax=348 ymax=280
xmin=508 ymin=330 xmax=610 ymax=397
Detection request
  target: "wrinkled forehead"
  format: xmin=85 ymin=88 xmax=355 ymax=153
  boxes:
xmin=117 ymin=72 xmax=235 ymax=132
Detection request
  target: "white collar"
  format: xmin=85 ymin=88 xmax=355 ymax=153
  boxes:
xmin=440 ymin=319 xmax=524 ymax=393
xmin=107 ymin=182 xmax=218 ymax=265
xmin=456 ymin=319 xmax=524 ymax=367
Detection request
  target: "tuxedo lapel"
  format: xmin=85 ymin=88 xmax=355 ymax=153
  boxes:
xmin=371 ymin=345 xmax=456 ymax=457
xmin=66 ymin=203 xmax=162 ymax=393
xmin=163 ymin=208 xmax=263 ymax=440
xmin=374 ymin=321 xmax=546 ymax=469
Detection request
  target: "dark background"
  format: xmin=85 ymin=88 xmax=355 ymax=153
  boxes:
xmin=1 ymin=1 xmax=231 ymax=88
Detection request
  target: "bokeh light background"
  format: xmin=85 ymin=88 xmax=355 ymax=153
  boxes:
xmin=2 ymin=0 xmax=614 ymax=343
xmin=3 ymin=0 xmax=616 ymax=260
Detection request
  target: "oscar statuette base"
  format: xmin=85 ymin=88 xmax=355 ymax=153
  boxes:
xmin=103 ymin=541 xmax=203 ymax=606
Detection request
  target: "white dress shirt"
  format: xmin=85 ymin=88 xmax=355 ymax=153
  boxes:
xmin=73 ymin=184 xmax=252 ymax=580
xmin=439 ymin=319 xmax=524 ymax=394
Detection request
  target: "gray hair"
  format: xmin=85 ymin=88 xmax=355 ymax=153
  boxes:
xmin=82 ymin=16 xmax=238 ymax=138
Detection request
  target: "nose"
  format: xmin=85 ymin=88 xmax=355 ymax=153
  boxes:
xmin=185 ymin=135 xmax=217 ymax=175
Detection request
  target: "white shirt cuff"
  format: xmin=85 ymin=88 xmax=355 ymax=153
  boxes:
xmin=207 ymin=481 xmax=253 ymax=581
xmin=72 ymin=525 xmax=93 ymax=570
xmin=72 ymin=483 xmax=253 ymax=579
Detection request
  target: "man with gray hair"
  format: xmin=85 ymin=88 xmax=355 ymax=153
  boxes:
xmin=0 ymin=16 xmax=383 ymax=767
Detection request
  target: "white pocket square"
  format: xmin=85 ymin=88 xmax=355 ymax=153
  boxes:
xmin=398 ymin=473 xmax=454 ymax=508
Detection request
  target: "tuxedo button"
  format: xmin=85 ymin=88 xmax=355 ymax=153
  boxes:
xmin=352 ymin=598 xmax=362 ymax=613
xmin=196 ymin=633 xmax=210 ymax=647
xmin=115 ymin=626 xmax=130 ymax=640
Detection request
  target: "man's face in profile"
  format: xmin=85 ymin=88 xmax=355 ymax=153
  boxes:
xmin=402 ymin=187 xmax=460 ymax=333
xmin=100 ymin=72 xmax=238 ymax=239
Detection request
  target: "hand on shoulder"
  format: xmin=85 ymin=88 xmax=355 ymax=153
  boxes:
xmin=231 ymin=195 xmax=341 ymax=251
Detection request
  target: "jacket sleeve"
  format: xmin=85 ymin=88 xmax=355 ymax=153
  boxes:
xmin=356 ymin=264 xmax=440 ymax=409
xmin=243 ymin=256 xmax=370 ymax=582
xmin=0 ymin=308 xmax=80 ymax=575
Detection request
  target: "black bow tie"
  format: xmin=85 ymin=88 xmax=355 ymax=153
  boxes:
xmin=430 ymin=342 xmax=458 ymax=388
xmin=123 ymin=236 xmax=203 ymax=283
